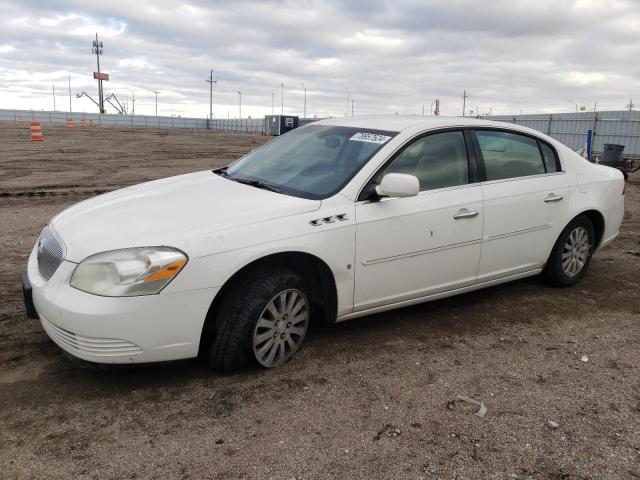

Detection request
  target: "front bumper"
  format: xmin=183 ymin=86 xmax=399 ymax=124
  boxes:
xmin=27 ymin=246 xmax=219 ymax=364
xmin=21 ymin=271 xmax=38 ymax=319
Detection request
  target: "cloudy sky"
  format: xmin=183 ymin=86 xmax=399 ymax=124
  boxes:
xmin=1 ymin=0 xmax=639 ymax=118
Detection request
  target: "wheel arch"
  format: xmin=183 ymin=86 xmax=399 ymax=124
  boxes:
xmin=198 ymin=251 xmax=338 ymax=356
xmin=577 ymin=209 xmax=605 ymax=248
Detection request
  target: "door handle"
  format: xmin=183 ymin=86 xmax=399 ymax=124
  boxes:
xmin=544 ymin=194 xmax=564 ymax=203
xmin=453 ymin=209 xmax=479 ymax=220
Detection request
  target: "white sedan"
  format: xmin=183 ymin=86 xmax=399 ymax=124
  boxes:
xmin=22 ymin=116 xmax=625 ymax=369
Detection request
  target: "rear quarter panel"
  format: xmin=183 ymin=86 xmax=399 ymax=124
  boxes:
xmin=560 ymin=145 xmax=625 ymax=249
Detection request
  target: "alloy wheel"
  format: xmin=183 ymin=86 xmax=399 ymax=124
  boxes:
xmin=561 ymin=226 xmax=591 ymax=277
xmin=252 ymin=289 xmax=309 ymax=368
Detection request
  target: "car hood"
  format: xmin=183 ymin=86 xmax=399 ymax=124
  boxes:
xmin=50 ymin=171 xmax=321 ymax=262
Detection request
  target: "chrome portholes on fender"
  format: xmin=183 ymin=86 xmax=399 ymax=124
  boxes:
xmin=309 ymin=214 xmax=349 ymax=226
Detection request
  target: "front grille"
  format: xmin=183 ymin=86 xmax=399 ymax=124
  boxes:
xmin=42 ymin=319 xmax=144 ymax=357
xmin=37 ymin=226 xmax=65 ymax=280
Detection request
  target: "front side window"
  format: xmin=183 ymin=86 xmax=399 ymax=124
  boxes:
xmin=380 ymin=131 xmax=469 ymax=191
xmin=225 ymin=125 xmax=398 ymax=199
xmin=476 ymin=130 xmax=547 ymax=181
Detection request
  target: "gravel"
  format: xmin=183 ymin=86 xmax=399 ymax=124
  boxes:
xmin=1 ymin=123 xmax=639 ymax=479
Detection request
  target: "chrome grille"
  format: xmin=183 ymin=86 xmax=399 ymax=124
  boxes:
xmin=37 ymin=226 xmax=65 ymax=280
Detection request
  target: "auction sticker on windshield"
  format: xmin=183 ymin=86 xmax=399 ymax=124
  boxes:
xmin=349 ymin=132 xmax=392 ymax=144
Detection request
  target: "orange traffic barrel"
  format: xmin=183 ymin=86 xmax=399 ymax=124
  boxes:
xmin=30 ymin=121 xmax=43 ymax=141
xmin=80 ymin=118 xmax=86 ymax=128
xmin=89 ymin=119 xmax=94 ymax=128
xmin=67 ymin=118 xmax=74 ymax=129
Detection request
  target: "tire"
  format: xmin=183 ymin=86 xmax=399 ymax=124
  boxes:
xmin=543 ymin=215 xmax=595 ymax=287
xmin=207 ymin=266 xmax=311 ymax=371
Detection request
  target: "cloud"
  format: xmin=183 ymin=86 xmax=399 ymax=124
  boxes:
xmin=0 ymin=0 xmax=638 ymax=117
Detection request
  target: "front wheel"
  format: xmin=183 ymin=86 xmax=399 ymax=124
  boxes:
xmin=207 ymin=267 xmax=310 ymax=370
xmin=543 ymin=215 xmax=595 ymax=287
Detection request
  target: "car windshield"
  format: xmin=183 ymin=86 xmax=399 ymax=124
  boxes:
xmin=223 ymin=125 xmax=398 ymax=199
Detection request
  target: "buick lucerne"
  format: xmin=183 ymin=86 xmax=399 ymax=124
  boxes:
xmin=22 ymin=116 xmax=625 ymax=369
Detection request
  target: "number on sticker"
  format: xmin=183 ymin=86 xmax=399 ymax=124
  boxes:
xmin=349 ymin=132 xmax=392 ymax=144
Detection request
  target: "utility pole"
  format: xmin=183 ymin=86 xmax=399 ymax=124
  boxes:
xmin=281 ymin=83 xmax=284 ymax=115
xmin=300 ymin=82 xmax=306 ymax=118
xmin=52 ymin=85 xmax=56 ymax=111
xmin=238 ymin=91 xmax=242 ymax=118
xmin=92 ymin=33 xmax=105 ymax=113
xmin=152 ymin=91 xmax=159 ymax=116
xmin=431 ymin=99 xmax=440 ymax=115
xmin=206 ymin=69 xmax=217 ymax=120
xmin=346 ymin=91 xmax=350 ymax=117
xmin=131 ymin=93 xmax=135 ymax=115
xmin=271 ymin=93 xmax=274 ymax=115
xmin=627 ymin=99 xmax=635 ymax=111
xmin=68 ymin=72 xmax=72 ymax=112
xmin=462 ymin=90 xmax=468 ymax=116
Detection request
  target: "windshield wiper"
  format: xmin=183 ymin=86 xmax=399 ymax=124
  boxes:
xmin=213 ymin=167 xmax=230 ymax=177
xmin=214 ymin=168 xmax=282 ymax=193
xmin=232 ymin=177 xmax=283 ymax=193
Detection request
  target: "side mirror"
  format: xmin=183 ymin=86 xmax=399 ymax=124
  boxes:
xmin=375 ymin=173 xmax=420 ymax=198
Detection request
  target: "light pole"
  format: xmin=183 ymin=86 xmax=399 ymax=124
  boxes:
xmin=68 ymin=72 xmax=72 ymax=112
xmin=52 ymin=85 xmax=56 ymax=111
xmin=238 ymin=91 xmax=242 ymax=118
xmin=152 ymin=90 xmax=159 ymax=116
xmin=271 ymin=93 xmax=274 ymax=115
xmin=462 ymin=90 xmax=468 ymax=117
xmin=281 ymin=83 xmax=284 ymax=115
xmin=567 ymin=99 xmax=578 ymax=113
xmin=206 ymin=69 xmax=217 ymax=121
xmin=300 ymin=82 xmax=306 ymax=118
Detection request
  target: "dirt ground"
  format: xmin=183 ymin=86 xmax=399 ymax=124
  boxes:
xmin=0 ymin=122 xmax=639 ymax=480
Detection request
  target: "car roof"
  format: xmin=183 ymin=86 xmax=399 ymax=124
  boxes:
xmin=313 ymin=115 xmax=533 ymax=134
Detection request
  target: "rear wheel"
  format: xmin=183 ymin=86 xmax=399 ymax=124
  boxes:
xmin=543 ymin=215 xmax=595 ymax=287
xmin=208 ymin=267 xmax=310 ymax=370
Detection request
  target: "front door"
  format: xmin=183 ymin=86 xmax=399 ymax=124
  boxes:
xmin=354 ymin=130 xmax=484 ymax=311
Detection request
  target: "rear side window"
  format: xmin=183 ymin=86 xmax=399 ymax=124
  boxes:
xmin=539 ymin=142 xmax=560 ymax=173
xmin=381 ymin=131 xmax=469 ymax=191
xmin=476 ymin=130 xmax=546 ymax=181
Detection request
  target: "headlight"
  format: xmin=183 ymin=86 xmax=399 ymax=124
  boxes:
xmin=70 ymin=247 xmax=187 ymax=297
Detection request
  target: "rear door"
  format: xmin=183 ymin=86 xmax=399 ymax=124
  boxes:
xmin=473 ymin=129 xmax=570 ymax=282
